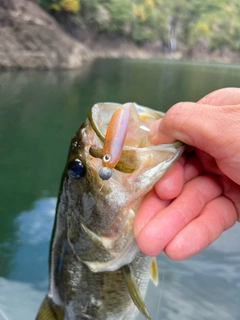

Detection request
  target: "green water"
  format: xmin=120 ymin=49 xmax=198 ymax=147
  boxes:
xmin=1 ymin=59 xmax=240 ymax=319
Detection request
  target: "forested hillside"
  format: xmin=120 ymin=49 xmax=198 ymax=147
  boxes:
xmin=1 ymin=0 xmax=239 ymax=69
xmin=35 ymin=0 xmax=240 ymax=54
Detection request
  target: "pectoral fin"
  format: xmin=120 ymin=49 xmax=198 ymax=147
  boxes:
xmin=36 ymin=296 xmax=64 ymax=320
xmin=149 ymin=257 xmax=158 ymax=286
xmin=121 ymin=264 xmax=151 ymax=320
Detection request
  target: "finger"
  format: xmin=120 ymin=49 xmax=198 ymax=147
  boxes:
xmin=134 ymin=189 xmax=170 ymax=238
xmin=154 ymin=160 xmax=184 ymax=200
xmin=136 ymin=155 xmax=202 ymax=235
xmin=219 ymin=175 xmax=240 ymax=222
xmin=135 ymin=175 xmax=222 ymax=256
xmin=196 ymin=149 xmax=223 ymax=175
xmin=154 ymin=154 xmax=203 ymax=200
xmin=135 ymin=156 xmax=200 ymax=237
xmin=165 ymin=196 xmax=237 ymax=260
xmin=198 ymin=87 xmax=240 ymax=106
xmin=149 ymin=88 xmax=240 ymax=145
xmin=148 ymin=102 xmax=240 ymax=160
xmin=184 ymin=154 xmax=203 ymax=182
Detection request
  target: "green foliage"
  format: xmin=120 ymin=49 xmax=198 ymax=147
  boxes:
xmin=37 ymin=0 xmax=80 ymax=13
xmin=34 ymin=0 xmax=240 ymax=52
xmin=60 ymin=0 xmax=80 ymax=13
xmin=103 ymin=0 xmax=132 ymax=34
xmin=131 ymin=0 xmax=168 ymax=43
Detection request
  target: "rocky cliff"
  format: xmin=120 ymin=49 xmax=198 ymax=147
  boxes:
xmin=0 ymin=0 xmax=89 ymax=69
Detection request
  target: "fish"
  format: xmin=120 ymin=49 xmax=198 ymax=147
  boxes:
xmin=36 ymin=102 xmax=184 ymax=320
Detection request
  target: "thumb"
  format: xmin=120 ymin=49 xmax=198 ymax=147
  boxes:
xmin=149 ymin=101 xmax=240 ymax=159
xmin=150 ymin=87 xmax=240 ymax=150
xmin=198 ymin=87 xmax=240 ymax=106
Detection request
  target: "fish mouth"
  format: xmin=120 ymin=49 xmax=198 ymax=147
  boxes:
xmin=87 ymin=102 xmax=183 ymax=179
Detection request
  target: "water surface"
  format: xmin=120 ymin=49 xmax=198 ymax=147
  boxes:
xmin=1 ymin=59 xmax=240 ymax=320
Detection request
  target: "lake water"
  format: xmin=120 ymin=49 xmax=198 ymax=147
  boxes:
xmin=0 ymin=59 xmax=240 ymax=320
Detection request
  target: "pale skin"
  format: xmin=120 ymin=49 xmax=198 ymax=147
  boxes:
xmin=134 ymin=87 xmax=240 ymax=260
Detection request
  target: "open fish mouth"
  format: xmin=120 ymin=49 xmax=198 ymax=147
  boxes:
xmin=88 ymin=102 xmax=183 ymax=182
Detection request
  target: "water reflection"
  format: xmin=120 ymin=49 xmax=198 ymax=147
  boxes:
xmin=1 ymin=59 xmax=240 ymax=319
xmin=0 ymin=278 xmax=43 ymax=320
xmin=12 ymin=198 xmax=56 ymax=286
xmin=0 ymin=198 xmax=56 ymax=320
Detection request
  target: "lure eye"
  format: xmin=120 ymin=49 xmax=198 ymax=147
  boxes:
xmin=103 ymin=154 xmax=111 ymax=163
xmin=67 ymin=158 xmax=86 ymax=180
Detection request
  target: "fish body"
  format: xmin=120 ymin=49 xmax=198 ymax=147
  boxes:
xmin=36 ymin=103 xmax=184 ymax=320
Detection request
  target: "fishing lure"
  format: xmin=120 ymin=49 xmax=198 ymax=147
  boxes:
xmin=99 ymin=102 xmax=138 ymax=180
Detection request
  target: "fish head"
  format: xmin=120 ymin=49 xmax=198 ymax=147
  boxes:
xmin=61 ymin=102 xmax=184 ymax=272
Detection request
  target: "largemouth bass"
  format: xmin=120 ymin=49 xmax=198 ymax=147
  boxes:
xmin=36 ymin=102 xmax=184 ymax=320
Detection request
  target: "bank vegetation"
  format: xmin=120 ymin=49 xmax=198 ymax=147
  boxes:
xmin=36 ymin=0 xmax=240 ymax=58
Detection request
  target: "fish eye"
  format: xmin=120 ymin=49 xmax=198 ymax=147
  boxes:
xmin=67 ymin=158 xmax=86 ymax=180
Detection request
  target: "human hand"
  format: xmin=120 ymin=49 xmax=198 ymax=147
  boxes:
xmin=134 ymin=87 xmax=240 ymax=260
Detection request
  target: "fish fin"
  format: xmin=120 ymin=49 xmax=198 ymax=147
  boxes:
xmin=81 ymin=223 xmax=106 ymax=249
xmin=149 ymin=257 xmax=158 ymax=286
xmin=35 ymin=296 xmax=64 ymax=320
xmin=121 ymin=264 xmax=151 ymax=320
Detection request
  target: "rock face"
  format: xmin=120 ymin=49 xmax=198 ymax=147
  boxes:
xmin=0 ymin=0 xmax=89 ymax=69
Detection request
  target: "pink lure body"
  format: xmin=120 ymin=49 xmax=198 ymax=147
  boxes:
xmin=102 ymin=103 xmax=132 ymax=169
